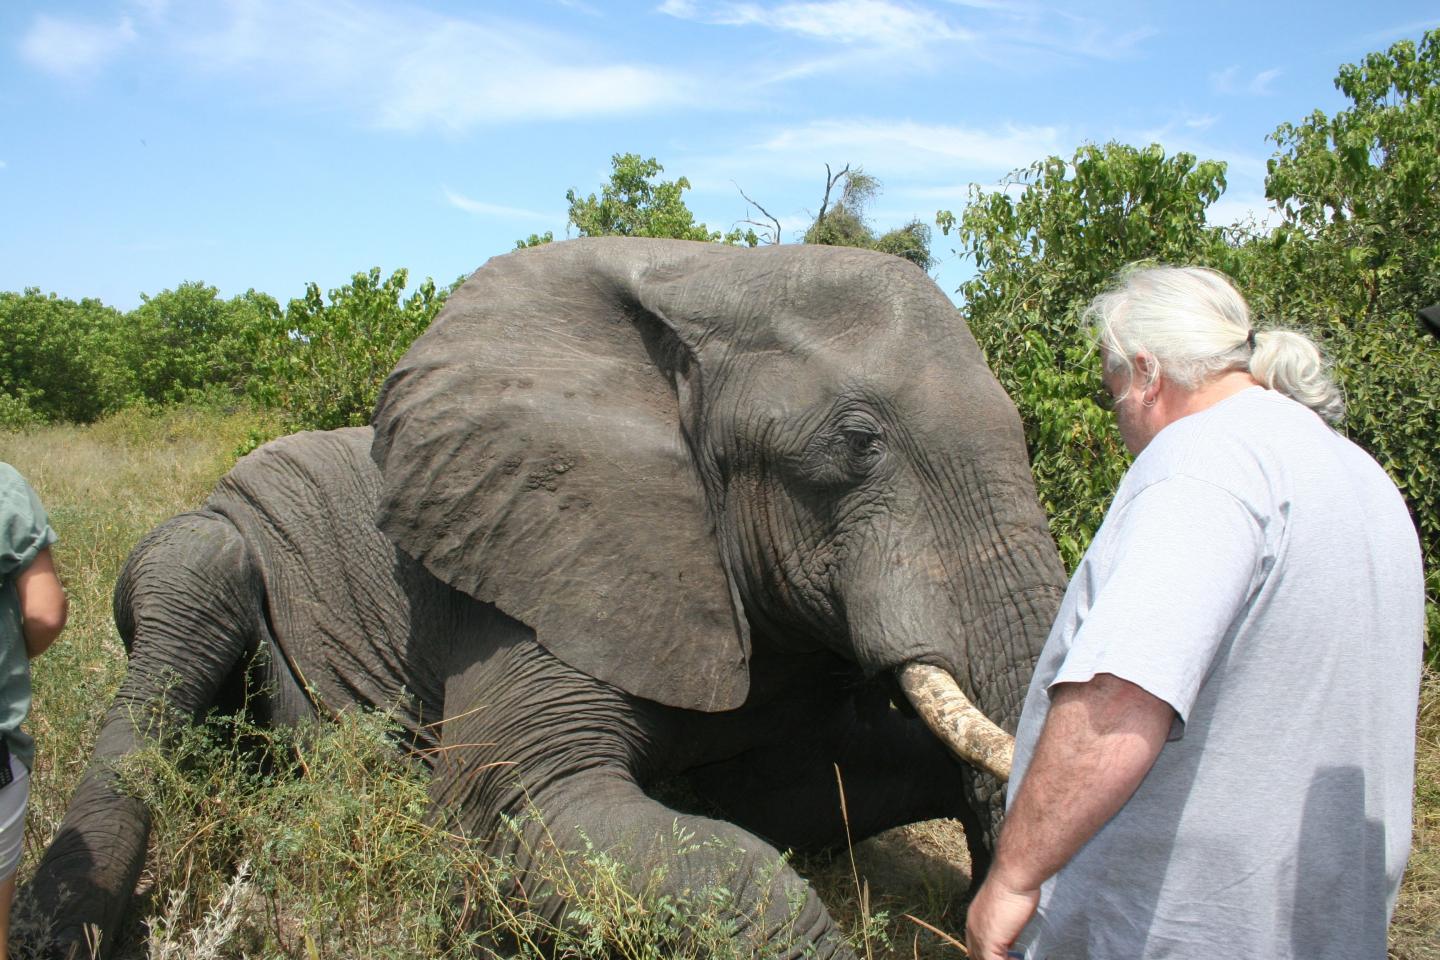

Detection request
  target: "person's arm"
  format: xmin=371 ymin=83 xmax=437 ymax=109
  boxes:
xmin=16 ymin=546 xmax=67 ymax=658
xmin=965 ymin=672 xmax=1174 ymax=960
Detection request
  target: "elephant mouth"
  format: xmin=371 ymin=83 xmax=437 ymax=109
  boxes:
xmin=897 ymin=662 xmax=1014 ymax=781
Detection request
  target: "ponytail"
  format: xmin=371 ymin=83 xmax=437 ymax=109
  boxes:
xmin=1250 ymin=329 xmax=1345 ymax=424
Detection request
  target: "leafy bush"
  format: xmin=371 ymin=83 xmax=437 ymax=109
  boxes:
xmin=0 ymin=289 xmax=135 ymax=423
xmin=938 ymin=142 xmax=1233 ymax=567
xmin=565 ymin=153 xmax=757 ymax=246
xmin=0 ymin=392 xmax=44 ymax=432
xmin=0 ymin=283 xmax=277 ymax=424
xmin=249 ymin=267 xmax=449 ymax=432
xmin=125 ymin=282 xmax=280 ymax=406
xmin=943 ymin=34 xmax=1440 ymax=656
xmin=805 ymin=166 xmax=933 ymax=271
xmin=1241 ymin=28 xmax=1440 ymax=637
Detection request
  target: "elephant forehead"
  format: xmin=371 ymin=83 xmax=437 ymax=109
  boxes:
xmin=714 ymin=329 xmax=994 ymax=420
xmin=719 ymin=283 xmax=984 ymax=375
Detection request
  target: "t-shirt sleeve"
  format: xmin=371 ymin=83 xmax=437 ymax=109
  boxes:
xmin=0 ymin=464 xmax=57 ymax=579
xmin=1049 ymin=475 xmax=1262 ymax=731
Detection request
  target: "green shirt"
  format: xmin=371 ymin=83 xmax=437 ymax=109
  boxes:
xmin=0 ymin=462 xmax=57 ymax=771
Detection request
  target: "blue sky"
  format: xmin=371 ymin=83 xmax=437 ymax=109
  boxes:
xmin=3 ymin=0 xmax=1437 ymax=311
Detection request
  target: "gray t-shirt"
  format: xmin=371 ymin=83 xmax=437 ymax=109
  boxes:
xmin=1010 ymin=387 xmax=1424 ymax=959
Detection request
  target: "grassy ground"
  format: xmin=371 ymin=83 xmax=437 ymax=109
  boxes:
xmin=2 ymin=406 xmax=1436 ymax=957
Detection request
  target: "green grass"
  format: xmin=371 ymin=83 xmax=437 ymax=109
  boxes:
xmin=3 ymin=405 xmax=1435 ymax=958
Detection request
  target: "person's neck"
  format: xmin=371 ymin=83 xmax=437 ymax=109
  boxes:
xmin=1160 ymin=369 xmax=1259 ymax=425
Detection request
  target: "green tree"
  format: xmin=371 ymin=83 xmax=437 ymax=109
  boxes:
xmin=938 ymin=143 xmax=1232 ymax=566
xmin=0 ymin=289 xmax=134 ymax=423
xmin=126 ymin=282 xmax=278 ymax=405
xmin=1264 ymin=29 xmax=1440 ymax=308
xmin=804 ymin=164 xmax=933 ymax=271
xmin=563 ymin=153 xmax=756 ymax=245
xmin=1243 ymin=28 xmax=1440 ymax=643
xmin=515 ymin=231 xmax=554 ymax=250
xmin=251 ymin=268 xmax=448 ymax=431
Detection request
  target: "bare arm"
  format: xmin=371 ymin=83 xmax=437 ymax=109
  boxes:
xmin=17 ymin=547 xmax=67 ymax=659
xmin=965 ymin=672 xmax=1174 ymax=960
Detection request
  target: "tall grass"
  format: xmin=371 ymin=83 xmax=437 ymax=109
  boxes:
xmin=2 ymin=406 xmax=273 ymax=877
xmin=2 ymin=406 xmax=1435 ymax=957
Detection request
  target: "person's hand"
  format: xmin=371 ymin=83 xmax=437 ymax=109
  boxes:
xmin=965 ymin=873 xmax=1039 ymax=960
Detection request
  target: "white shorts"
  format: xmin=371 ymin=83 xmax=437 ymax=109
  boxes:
xmin=0 ymin=752 xmax=30 ymax=880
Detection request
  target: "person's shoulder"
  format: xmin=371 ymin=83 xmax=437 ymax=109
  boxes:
xmin=0 ymin=462 xmax=33 ymax=502
xmin=1123 ymin=389 xmax=1281 ymax=502
xmin=1178 ymin=386 xmax=1324 ymax=455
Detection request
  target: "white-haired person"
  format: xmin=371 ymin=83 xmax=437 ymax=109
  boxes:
xmin=0 ymin=463 xmax=67 ymax=958
xmin=966 ymin=265 xmax=1424 ymax=959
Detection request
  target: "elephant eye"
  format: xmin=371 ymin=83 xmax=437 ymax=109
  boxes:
xmin=843 ymin=429 xmax=882 ymax=462
xmin=795 ymin=414 xmax=886 ymax=487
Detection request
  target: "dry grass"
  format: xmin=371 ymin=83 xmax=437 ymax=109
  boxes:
xmin=1392 ymin=666 xmax=1440 ymax=959
xmin=1 ymin=406 xmax=271 ymax=879
xmin=3 ymin=405 xmax=1436 ymax=958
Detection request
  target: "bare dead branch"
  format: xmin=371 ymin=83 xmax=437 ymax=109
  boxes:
xmin=815 ymin=162 xmax=851 ymax=229
xmin=732 ymin=181 xmax=783 ymax=244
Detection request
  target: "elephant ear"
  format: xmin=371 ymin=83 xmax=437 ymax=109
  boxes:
xmin=371 ymin=237 xmax=751 ymax=711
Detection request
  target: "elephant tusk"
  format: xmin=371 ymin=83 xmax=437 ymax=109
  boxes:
xmin=898 ymin=662 xmax=1013 ymax=782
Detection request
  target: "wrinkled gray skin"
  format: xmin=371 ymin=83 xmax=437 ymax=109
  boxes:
xmin=21 ymin=239 xmax=1065 ymax=958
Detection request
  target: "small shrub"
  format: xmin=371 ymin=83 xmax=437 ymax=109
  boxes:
xmin=0 ymin=392 xmax=44 ymax=432
xmin=249 ymin=267 xmax=448 ymax=432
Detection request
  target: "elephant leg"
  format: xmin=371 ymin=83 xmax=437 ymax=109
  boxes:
xmin=525 ymin=774 xmax=857 ymax=959
xmin=685 ymin=680 xmax=989 ymax=874
xmin=17 ymin=513 xmax=263 ymax=959
xmin=429 ymin=618 xmax=858 ymax=960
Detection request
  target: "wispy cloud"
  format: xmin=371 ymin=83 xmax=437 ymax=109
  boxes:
xmin=442 ymin=188 xmax=555 ymax=223
xmin=130 ymin=0 xmax=173 ymax=19
xmin=660 ymin=0 xmax=971 ymax=47
xmin=186 ymin=1 xmax=698 ymax=131
xmin=20 ymin=14 xmax=139 ymax=79
xmin=1044 ymin=12 xmax=1155 ymax=61
xmin=666 ymin=0 xmax=1156 ymax=85
xmin=682 ymin=117 xmax=1065 ymax=232
xmin=755 ymin=118 xmax=1064 ymax=176
xmin=24 ymin=0 xmax=695 ymax=132
xmin=936 ymin=1 xmax=1156 ymax=62
xmin=1211 ymin=65 xmax=1282 ymax=97
xmin=552 ymin=0 xmax=604 ymax=14
xmin=1357 ymin=17 xmax=1440 ymax=47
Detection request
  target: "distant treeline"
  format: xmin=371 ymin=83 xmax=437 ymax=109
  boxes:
xmin=0 ymin=267 xmax=450 ymax=434
xmin=4 ymin=30 xmax=1437 ymax=651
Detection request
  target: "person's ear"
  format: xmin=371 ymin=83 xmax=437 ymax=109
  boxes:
xmin=1133 ymin=351 xmax=1160 ymax=404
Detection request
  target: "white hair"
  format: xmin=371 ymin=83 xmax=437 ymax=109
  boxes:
xmin=1086 ymin=263 xmax=1345 ymax=424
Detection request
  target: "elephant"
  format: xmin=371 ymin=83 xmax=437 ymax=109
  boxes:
xmin=20 ymin=237 xmax=1066 ymax=958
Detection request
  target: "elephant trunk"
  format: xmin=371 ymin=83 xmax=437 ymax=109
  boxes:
xmin=897 ymin=662 xmax=1013 ymax=781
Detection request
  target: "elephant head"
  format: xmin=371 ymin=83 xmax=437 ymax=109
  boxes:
xmin=370 ymin=237 xmax=1064 ymax=793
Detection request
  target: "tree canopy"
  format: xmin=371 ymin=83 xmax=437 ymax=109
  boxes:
xmin=804 ymin=164 xmax=933 ymax=270
xmin=560 ymin=153 xmax=756 ymax=246
xmin=1242 ymin=29 xmax=1440 ymax=635
xmin=940 ymin=30 xmax=1440 ymax=651
xmin=936 ymin=142 xmax=1232 ymax=564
